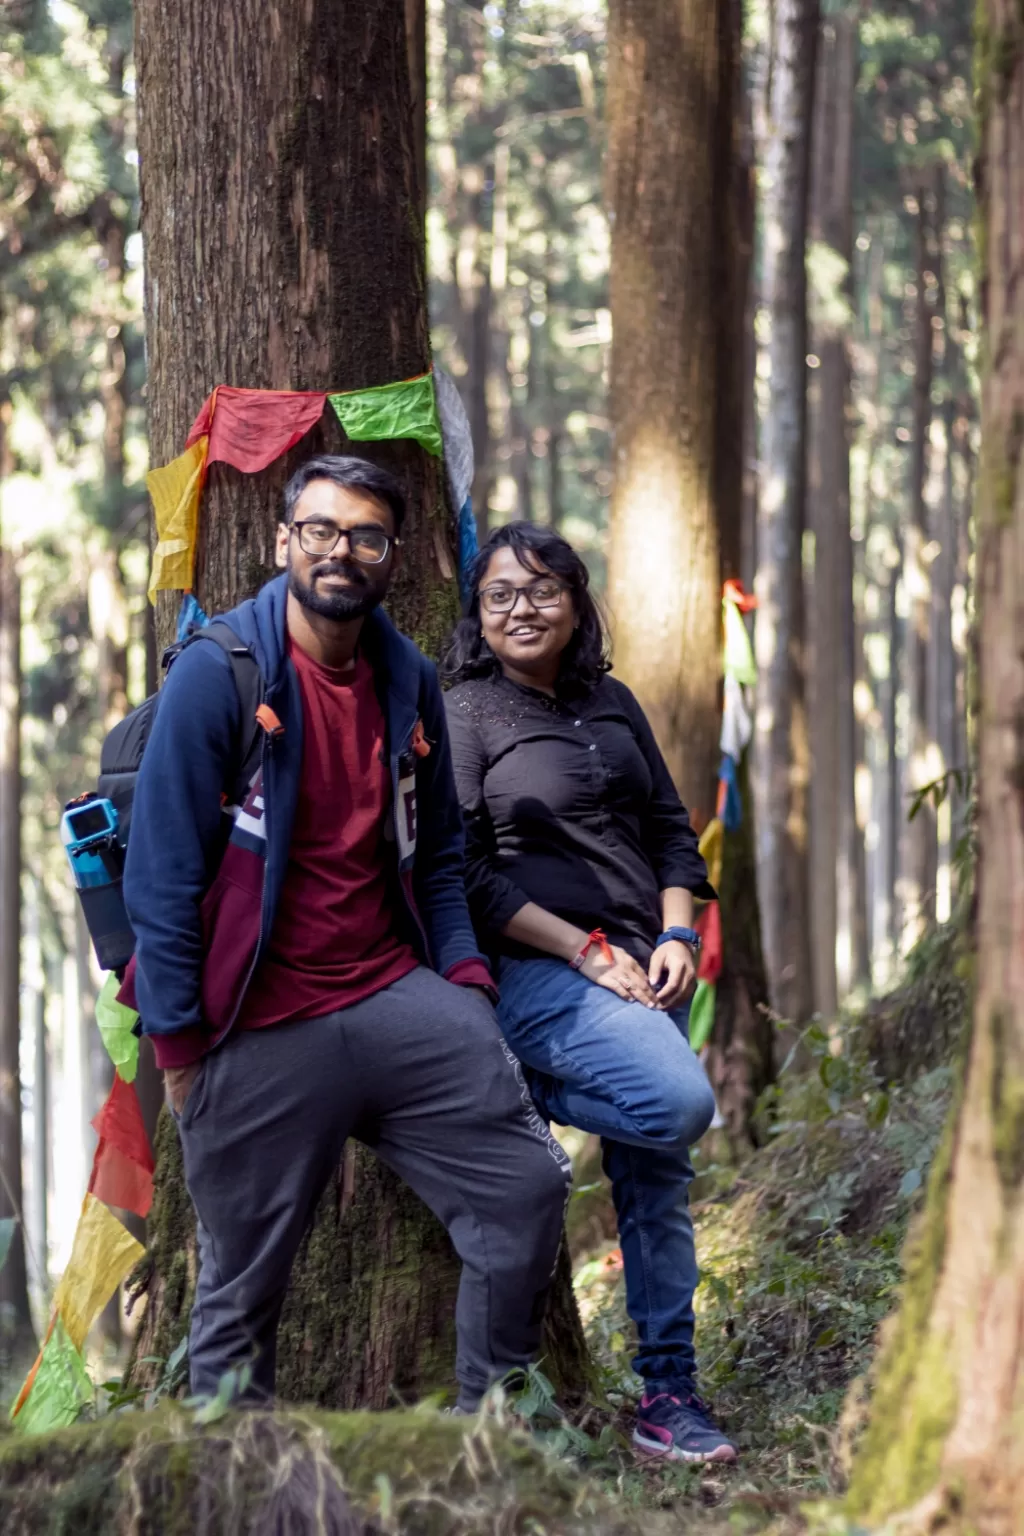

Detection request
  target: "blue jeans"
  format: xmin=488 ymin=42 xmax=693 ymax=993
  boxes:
xmin=498 ymin=957 xmax=716 ymax=1390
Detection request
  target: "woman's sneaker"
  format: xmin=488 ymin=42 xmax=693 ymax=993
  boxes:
xmin=633 ymin=1389 xmax=737 ymax=1464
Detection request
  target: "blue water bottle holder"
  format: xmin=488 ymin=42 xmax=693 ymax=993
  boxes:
xmin=60 ymin=792 xmax=135 ymax=972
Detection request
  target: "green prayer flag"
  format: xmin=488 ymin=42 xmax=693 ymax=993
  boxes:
xmin=328 ymin=372 xmax=443 ymax=458
xmin=723 ymin=599 xmax=757 ymax=686
xmin=688 ymin=980 xmax=716 ymax=1053
xmin=13 ymin=1319 xmax=93 ymax=1435
xmin=95 ymin=971 xmax=140 ymax=1084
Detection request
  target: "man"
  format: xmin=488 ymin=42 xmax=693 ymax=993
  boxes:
xmin=123 ymin=454 xmax=570 ymax=1408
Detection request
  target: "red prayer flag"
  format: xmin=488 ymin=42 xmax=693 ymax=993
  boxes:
xmin=695 ymin=902 xmax=723 ymax=985
xmin=91 ymin=1073 xmax=154 ymax=1174
xmin=89 ymin=1139 xmax=153 ymax=1219
xmin=186 ymin=387 xmax=326 ymax=474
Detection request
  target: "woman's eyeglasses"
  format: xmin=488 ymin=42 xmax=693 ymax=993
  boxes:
xmin=478 ymin=578 xmax=566 ymax=614
xmin=290 ymin=520 xmax=397 ymax=564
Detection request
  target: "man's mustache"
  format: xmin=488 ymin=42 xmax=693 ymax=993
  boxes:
xmin=310 ymin=560 xmax=370 ymax=586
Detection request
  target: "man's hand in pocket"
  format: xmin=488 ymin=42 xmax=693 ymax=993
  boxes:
xmin=165 ymin=1063 xmax=200 ymax=1115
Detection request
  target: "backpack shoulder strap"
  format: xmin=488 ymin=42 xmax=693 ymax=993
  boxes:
xmin=188 ymin=622 xmax=267 ymax=798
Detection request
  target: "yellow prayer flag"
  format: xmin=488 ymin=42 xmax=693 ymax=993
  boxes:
xmin=53 ymin=1192 xmax=145 ymax=1351
xmin=698 ymin=816 xmax=724 ymax=893
xmin=146 ymin=435 xmax=208 ymax=603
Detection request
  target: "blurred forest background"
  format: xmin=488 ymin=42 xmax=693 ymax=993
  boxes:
xmin=0 ymin=0 xmax=977 ymax=1483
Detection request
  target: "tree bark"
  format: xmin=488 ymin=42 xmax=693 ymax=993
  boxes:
xmin=0 ymin=551 xmax=34 ymax=1364
xmin=753 ymin=0 xmax=818 ymax=1028
xmin=606 ymin=0 xmax=772 ymax=1142
xmin=847 ymin=17 xmax=1024 ymax=1521
xmin=129 ymin=0 xmax=588 ymax=1408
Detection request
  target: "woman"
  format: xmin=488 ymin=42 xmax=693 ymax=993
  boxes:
xmin=442 ymin=522 xmax=736 ymax=1465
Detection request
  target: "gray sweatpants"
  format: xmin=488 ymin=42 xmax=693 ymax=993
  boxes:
xmin=175 ymin=967 xmax=571 ymax=1407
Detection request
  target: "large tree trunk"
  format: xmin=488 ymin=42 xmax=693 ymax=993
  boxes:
xmin=129 ymin=0 xmax=588 ymax=1409
xmin=753 ymin=0 xmax=818 ymax=1028
xmin=846 ymin=19 xmax=1024 ymax=1523
xmin=605 ymin=0 xmax=772 ymax=1143
xmin=0 ymin=551 xmax=34 ymax=1370
xmin=605 ymin=0 xmax=723 ymax=813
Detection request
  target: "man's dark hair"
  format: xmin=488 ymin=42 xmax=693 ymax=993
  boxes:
xmin=282 ymin=455 xmax=406 ymax=534
xmin=440 ymin=521 xmax=611 ymax=692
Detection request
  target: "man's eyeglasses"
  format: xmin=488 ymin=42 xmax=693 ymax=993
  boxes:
xmin=290 ymin=520 xmax=398 ymax=565
xmin=478 ymin=577 xmax=566 ymax=614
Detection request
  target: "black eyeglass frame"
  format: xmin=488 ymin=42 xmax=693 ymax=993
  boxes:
xmin=289 ymin=519 xmax=400 ymax=565
xmin=477 ymin=577 xmax=569 ymax=615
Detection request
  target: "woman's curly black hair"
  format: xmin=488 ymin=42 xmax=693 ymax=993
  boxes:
xmin=440 ymin=521 xmax=611 ymax=690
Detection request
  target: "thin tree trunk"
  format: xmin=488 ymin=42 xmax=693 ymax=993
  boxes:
xmin=901 ymin=170 xmax=940 ymax=949
xmin=808 ymin=12 xmax=866 ymax=1002
xmin=753 ymin=0 xmax=818 ymax=1028
xmin=129 ymin=0 xmax=587 ymax=1406
xmin=847 ymin=20 xmax=1024 ymax=1517
xmin=0 ymin=550 xmax=34 ymax=1364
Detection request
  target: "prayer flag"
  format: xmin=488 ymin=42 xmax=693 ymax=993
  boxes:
xmin=717 ymin=753 xmax=743 ymax=832
xmin=176 ymin=592 xmax=210 ymax=643
xmin=11 ymin=1318 xmax=92 ymax=1435
xmin=720 ymin=673 xmax=753 ymax=760
xmin=187 ymin=387 xmax=326 ymax=474
xmin=697 ymin=817 xmax=724 ymax=893
xmin=722 ymin=597 xmax=757 ymax=686
xmin=92 ymin=1073 xmax=155 ymax=1175
xmin=689 ymin=981 xmax=716 ymax=1054
xmin=52 ymin=1194 xmax=144 ymax=1352
xmin=695 ymin=902 xmax=723 ymax=985
xmin=147 ymin=436 xmax=208 ymax=601
xmin=329 ymin=371 xmax=443 ymax=457
xmin=95 ymin=972 xmax=140 ymax=1084
xmin=89 ymin=1138 xmax=153 ymax=1219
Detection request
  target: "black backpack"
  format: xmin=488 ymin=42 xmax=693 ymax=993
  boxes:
xmin=80 ymin=623 xmax=266 ymax=974
xmin=99 ymin=622 xmax=266 ymax=849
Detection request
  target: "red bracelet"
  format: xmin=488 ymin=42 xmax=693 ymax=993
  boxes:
xmin=569 ymin=929 xmax=614 ymax=971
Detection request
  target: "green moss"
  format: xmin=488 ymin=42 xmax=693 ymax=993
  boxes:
xmin=989 ymin=1006 xmax=1024 ymax=1191
xmin=0 ymin=1405 xmax=646 ymax=1535
xmin=844 ymin=1055 xmax=965 ymax=1521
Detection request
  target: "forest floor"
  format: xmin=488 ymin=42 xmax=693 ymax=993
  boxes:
xmin=0 ymin=918 xmax=970 ymax=1535
xmin=551 ymin=915 xmax=971 ymax=1531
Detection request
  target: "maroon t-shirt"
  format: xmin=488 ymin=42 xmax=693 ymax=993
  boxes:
xmin=235 ymin=638 xmax=418 ymax=1031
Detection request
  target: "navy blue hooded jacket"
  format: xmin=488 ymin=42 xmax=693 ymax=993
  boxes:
xmin=122 ymin=575 xmax=488 ymax=1067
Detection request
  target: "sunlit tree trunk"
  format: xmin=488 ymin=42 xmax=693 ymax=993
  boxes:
xmin=753 ymin=0 xmax=818 ymax=1028
xmin=0 ymin=550 xmax=34 ymax=1369
xmin=127 ymin=0 xmax=587 ymax=1406
xmin=606 ymin=0 xmax=772 ymax=1141
xmin=847 ymin=20 xmax=1024 ymax=1520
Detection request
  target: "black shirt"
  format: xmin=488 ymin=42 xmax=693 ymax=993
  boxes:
xmin=445 ymin=672 xmax=713 ymax=965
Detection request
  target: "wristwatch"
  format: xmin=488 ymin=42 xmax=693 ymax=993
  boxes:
xmin=657 ymin=925 xmax=702 ymax=955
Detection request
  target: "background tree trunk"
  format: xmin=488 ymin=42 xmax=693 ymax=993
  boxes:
xmin=847 ymin=17 xmax=1024 ymax=1521
xmin=128 ymin=0 xmax=588 ymax=1408
xmin=901 ymin=168 xmax=941 ymax=948
xmin=753 ymin=0 xmax=818 ymax=1029
xmin=0 ymin=551 xmax=34 ymax=1370
xmin=808 ymin=10 xmax=867 ymax=1005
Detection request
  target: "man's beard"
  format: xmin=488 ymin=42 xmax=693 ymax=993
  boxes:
xmin=288 ymin=558 xmax=383 ymax=621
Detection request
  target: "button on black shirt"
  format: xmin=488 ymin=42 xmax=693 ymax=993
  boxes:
xmin=445 ymin=672 xmax=713 ymax=964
